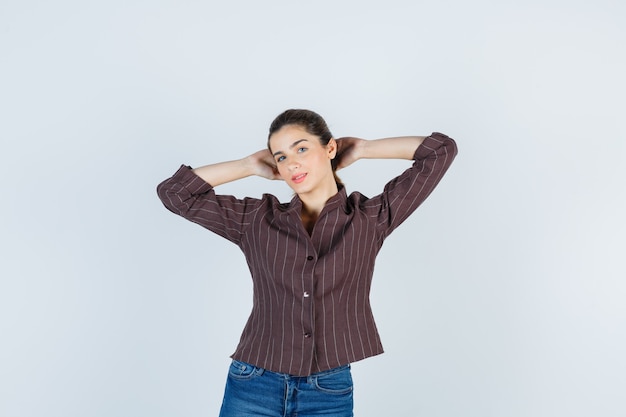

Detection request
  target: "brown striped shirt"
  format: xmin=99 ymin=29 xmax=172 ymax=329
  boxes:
xmin=157 ymin=132 xmax=457 ymax=376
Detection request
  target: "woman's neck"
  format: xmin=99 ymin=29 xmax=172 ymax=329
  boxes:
xmin=298 ymin=182 xmax=338 ymax=217
xmin=298 ymin=181 xmax=339 ymax=235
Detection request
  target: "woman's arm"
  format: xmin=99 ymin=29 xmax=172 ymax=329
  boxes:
xmin=191 ymin=149 xmax=281 ymax=187
xmin=334 ymin=136 xmax=427 ymax=170
xmin=157 ymin=149 xmax=282 ymax=245
xmin=334 ymin=132 xmax=457 ymax=234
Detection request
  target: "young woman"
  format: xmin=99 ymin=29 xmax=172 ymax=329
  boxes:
xmin=157 ymin=109 xmax=457 ymax=417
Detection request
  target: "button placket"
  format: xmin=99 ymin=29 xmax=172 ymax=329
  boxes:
xmin=302 ymin=253 xmax=315 ymax=342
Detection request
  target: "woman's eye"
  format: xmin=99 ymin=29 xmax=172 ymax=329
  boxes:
xmin=297 ymin=147 xmax=307 ymax=153
xmin=276 ymin=156 xmax=286 ymax=163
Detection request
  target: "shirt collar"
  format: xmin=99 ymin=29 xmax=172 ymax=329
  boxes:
xmin=285 ymin=184 xmax=349 ymax=216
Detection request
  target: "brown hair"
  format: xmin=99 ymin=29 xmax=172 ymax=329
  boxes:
xmin=268 ymin=109 xmax=342 ymax=185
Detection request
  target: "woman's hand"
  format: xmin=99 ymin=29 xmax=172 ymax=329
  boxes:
xmin=334 ymin=137 xmax=364 ymax=170
xmin=247 ymin=149 xmax=282 ymax=180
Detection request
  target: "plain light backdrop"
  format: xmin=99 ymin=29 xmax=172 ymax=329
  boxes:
xmin=1 ymin=1 xmax=625 ymax=416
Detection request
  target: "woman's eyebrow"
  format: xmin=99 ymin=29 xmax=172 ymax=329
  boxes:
xmin=273 ymin=139 xmax=309 ymax=157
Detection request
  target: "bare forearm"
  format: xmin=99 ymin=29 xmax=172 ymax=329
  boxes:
xmin=358 ymin=136 xmax=426 ymax=160
xmin=334 ymin=135 xmax=427 ymax=170
xmin=191 ymin=149 xmax=279 ymax=187
xmin=191 ymin=158 xmax=254 ymax=187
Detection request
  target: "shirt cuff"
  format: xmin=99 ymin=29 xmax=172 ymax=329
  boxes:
xmin=172 ymin=164 xmax=214 ymax=194
xmin=414 ymin=132 xmax=451 ymax=160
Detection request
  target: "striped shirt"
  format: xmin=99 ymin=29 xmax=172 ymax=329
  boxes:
xmin=157 ymin=132 xmax=457 ymax=376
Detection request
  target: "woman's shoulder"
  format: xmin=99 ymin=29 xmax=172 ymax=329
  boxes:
xmin=254 ymin=192 xmax=295 ymax=214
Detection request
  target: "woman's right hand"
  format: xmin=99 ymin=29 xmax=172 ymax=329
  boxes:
xmin=247 ymin=149 xmax=282 ymax=181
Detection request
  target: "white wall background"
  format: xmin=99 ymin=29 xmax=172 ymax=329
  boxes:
xmin=1 ymin=1 xmax=625 ymax=416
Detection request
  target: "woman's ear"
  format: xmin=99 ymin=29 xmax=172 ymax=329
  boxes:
xmin=327 ymin=138 xmax=338 ymax=159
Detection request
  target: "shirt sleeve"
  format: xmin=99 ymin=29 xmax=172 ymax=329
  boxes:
xmin=363 ymin=132 xmax=458 ymax=237
xmin=156 ymin=165 xmax=266 ymax=246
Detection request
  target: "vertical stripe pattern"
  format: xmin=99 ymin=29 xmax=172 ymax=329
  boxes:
xmin=157 ymin=132 xmax=457 ymax=376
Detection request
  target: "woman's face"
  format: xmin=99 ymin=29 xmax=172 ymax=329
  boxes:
xmin=269 ymin=124 xmax=337 ymax=196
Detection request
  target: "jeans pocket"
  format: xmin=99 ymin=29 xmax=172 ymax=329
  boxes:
xmin=312 ymin=366 xmax=353 ymax=395
xmin=228 ymin=360 xmax=263 ymax=380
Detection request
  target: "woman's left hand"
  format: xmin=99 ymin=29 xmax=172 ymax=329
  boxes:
xmin=334 ymin=137 xmax=364 ymax=170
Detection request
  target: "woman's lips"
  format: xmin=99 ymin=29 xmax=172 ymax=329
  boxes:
xmin=292 ymin=173 xmax=307 ymax=184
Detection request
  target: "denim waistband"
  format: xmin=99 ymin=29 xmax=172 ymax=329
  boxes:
xmin=231 ymin=359 xmax=350 ymax=380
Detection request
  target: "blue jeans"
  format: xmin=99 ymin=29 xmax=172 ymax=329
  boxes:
xmin=218 ymin=360 xmax=354 ymax=417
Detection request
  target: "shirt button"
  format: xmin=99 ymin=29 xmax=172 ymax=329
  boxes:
xmin=303 ymin=292 xmax=310 ymax=298
xmin=307 ymin=255 xmax=314 ymax=261
xmin=304 ymin=333 xmax=311 ymax=338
